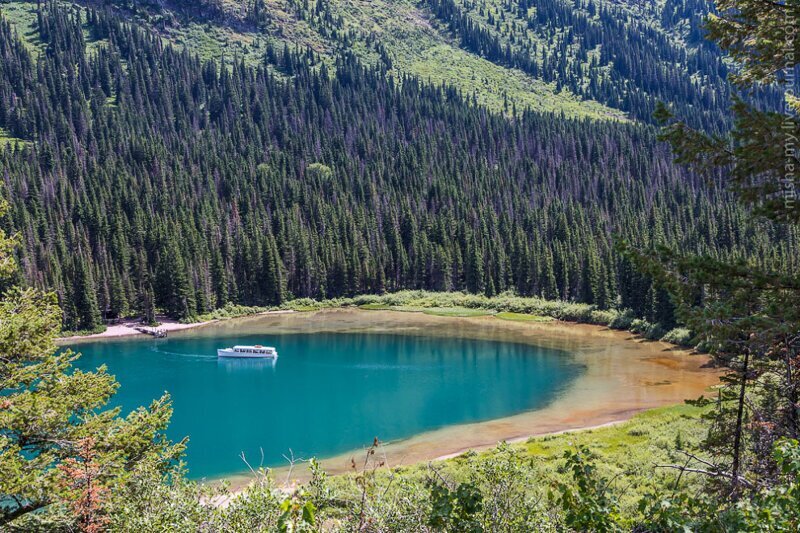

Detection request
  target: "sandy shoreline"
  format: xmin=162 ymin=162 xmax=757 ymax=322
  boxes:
xmin=56 ymin=310 xmax=296 ymax=343
xmin=159 ymin=308 xmax=720 ymax=492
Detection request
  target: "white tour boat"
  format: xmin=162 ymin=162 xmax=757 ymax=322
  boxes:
xmin=217 ymin=345 xmax=278 ymax=359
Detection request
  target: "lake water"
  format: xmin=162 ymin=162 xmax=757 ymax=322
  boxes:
xmin=67 ymin=328 xmax=582 ymax=479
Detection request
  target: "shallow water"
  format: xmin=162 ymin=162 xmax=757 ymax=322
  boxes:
xmin=67 ymin=324 xmax=581 ymax=479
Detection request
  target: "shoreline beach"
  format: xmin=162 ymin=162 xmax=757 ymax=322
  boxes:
xmin=56 ymin=310 xmax=297 ymax=344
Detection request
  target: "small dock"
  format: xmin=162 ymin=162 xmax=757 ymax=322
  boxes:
xmin=135 ymin=327 xmax=167 ymax=338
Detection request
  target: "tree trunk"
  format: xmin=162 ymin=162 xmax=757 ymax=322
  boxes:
xmin=784 ymin=334 xmax=798 ymax=438
xmin=731 ymin=348 xmax=750 ymax=492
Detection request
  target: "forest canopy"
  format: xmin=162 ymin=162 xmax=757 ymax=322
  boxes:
xmin=0 ymin=2 xmax=796 ymax=332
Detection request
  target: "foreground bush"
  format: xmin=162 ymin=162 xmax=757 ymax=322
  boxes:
xmin=660 ymin=328 xmax=694 ymax=347
xmin=99 ymin=430 xmax=800 ymax=532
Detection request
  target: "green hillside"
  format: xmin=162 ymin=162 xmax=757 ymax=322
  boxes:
xmin=2 ymin=0 xmax=622 ymax=118
xmin=2 ymin=0 xmax=756 ymax=124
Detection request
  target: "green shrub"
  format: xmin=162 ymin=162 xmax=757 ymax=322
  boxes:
xmin=551 ymin=446 xmax=623 ymax=531
xmin=660 ymin=328 xmax=695 ymax=347
xmin=282 ymin=298 xmax=327 ymax=311
xmin=195 ymin=303 xmax=271 ymax=321
xmin=644 ymin=323 xmax=666 ymax=340
xmin=589 ymin=309 xmax=619 ymax=326
xmin=628 ymin=319 xmax=665 ymax=339
xmin=608 ymin=309 xmax=636 ymax=330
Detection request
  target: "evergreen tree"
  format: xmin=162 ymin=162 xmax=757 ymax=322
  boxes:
xmin=156 ymin=239 xmax=195 ymax=320
xmin=62 ymin=258 xmax=102 ymax=331
xmin=627 ymin=0 xmax=800 ymax=495
xmin=0 ymin=198 xmax=182 ymax=528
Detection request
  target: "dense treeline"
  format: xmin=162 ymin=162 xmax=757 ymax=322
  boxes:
xmin=424 ymin=0 xmax=781 ymax=131
xmin=0 ymin=3 xmax=795 ymax=330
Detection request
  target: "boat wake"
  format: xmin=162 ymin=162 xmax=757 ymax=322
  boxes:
xmin=149 ymin=346 xmax=216 ymax=360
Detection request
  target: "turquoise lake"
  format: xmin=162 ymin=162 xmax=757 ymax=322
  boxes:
xmin=68 ymin=330 xmax=582 ymax=479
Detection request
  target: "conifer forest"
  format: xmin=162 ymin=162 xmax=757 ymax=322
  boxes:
xmin=0 ymin=2 xmax=795 ymax=331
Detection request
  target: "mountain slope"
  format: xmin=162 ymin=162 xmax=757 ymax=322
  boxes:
xmin=421 ymin=0 xmax=738 ymax=129
xmin=0 ymin=0 xmax=736 ymax=122
xmin=31 ymin=0 xmax=764 ymax=128
xmin=0 ymin=3 xmax=794 ymax=331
